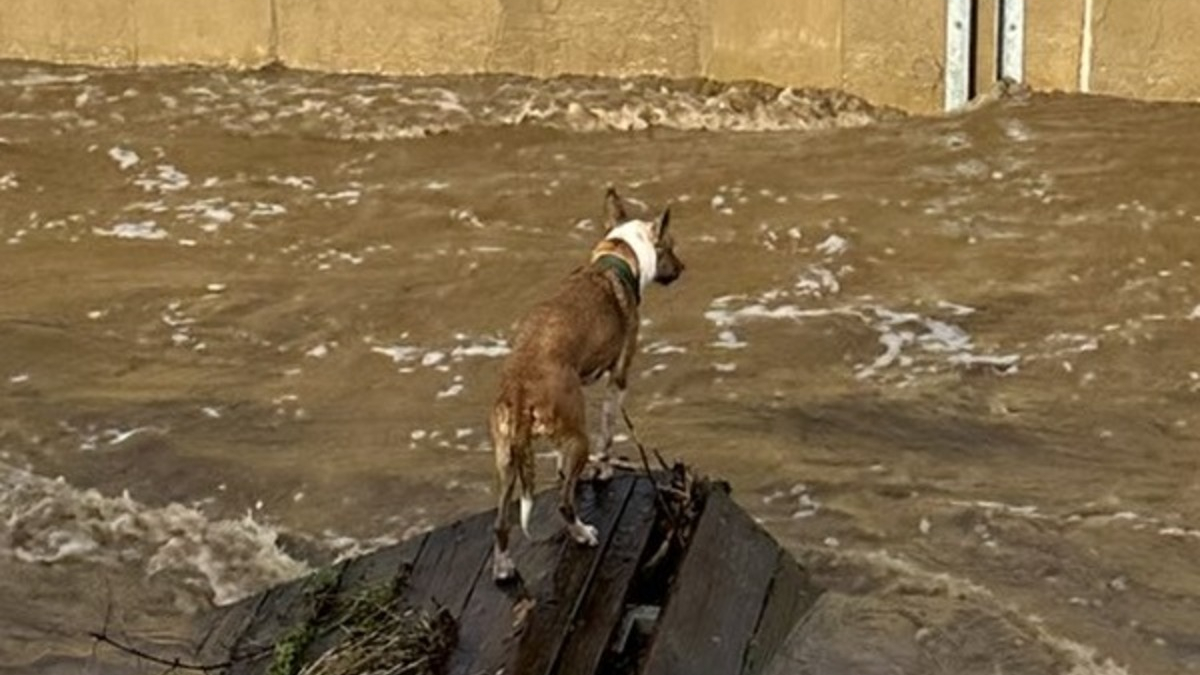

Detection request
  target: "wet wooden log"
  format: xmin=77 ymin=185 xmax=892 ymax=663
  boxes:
xmin=198 ymin=471 xmax=822 ymax=675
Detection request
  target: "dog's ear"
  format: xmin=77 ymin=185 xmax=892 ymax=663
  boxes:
xmin=653 ymin=207 xmax=671 ymax=240
xmin=603 ymin=187 xmax=628 ymax=231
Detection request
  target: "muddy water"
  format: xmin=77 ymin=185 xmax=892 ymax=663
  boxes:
xmin=1 ymin=61 xmax=1198 ymax=674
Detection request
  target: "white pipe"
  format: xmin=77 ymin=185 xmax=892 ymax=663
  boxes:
xmin=1000 ymin=0 xmax=1024 ymax=82
xmin=1079 ymin=0 xmax=1095 ymax=92
xmin=945 ymin=0 xmax=974 ymax=110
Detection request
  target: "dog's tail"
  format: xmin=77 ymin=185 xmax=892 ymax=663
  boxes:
xmin=493 ymin=390 xmax=536 ymax=539
xmin=514 ymin=399 xmax=535 ymax=539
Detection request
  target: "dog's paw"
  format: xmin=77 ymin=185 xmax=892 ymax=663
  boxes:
xmin=594 ymin=460 xmax=614 ymax=482
xmin=493 ymin=551 xmax=517 ymax=583
xmin=568 ymin=520 xmax=600 ymax=547
xmin=585 ymin=452 xmax=615 ymax=482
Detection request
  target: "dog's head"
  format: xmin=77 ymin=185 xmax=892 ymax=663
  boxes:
xmin=602 ymin=188 xmax=684 ymax=287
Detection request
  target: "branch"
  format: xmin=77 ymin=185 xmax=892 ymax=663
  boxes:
xmin=88 ymin=631 xmax=237 ymax=673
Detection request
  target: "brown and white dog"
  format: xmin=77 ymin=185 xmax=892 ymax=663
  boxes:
xmin=489 ymin=188 xmax=684 ymax=582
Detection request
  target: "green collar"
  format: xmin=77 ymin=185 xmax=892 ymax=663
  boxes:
xmin=593 ymin=254 xmax=641 ymax=304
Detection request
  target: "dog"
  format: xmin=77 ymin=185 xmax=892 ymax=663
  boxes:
xmin=489 ymin=188 xmax=684 ymax=582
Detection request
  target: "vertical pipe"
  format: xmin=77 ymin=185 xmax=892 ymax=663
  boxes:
xmin=1079 ymin=0 xmax=1095 ymax=92
xmin=945 ymin=0 xmax=974 ymax=110
xmin=999 ymin=0 xmax=1024 ymax=82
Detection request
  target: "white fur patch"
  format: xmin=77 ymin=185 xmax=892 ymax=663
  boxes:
xmin=606 ymin=220 xmax=658 ymax=292
xmin=520 ymin=495 xmax=534 ymax=537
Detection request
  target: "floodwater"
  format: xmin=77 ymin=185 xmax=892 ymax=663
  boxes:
xmin=1 ymin=61 xmax=1198 ymax=675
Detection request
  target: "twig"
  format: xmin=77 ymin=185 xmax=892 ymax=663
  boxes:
xmin=619 ymin=404 xmax=683 ymax=534
xmin=88 ymin=631 xmax=235 ymax=673
xmin=619 ymin=406 xmax=671 ymax=472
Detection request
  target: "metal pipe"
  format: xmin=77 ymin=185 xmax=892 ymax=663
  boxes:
xmin=945 ymin=0 xmax=974 ymax=110
xmin=999 ymin=0 xmax=1025 ymax=82
xmin=1080 ymin=0 xmax=1095 ymax=92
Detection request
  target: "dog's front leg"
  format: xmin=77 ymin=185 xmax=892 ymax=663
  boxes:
xmin=592 ymin=378 xmax=625 ymax=481
xmin=594 ymin=328 xmax=635 ymax=480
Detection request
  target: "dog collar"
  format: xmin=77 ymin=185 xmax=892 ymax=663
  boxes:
xmin=594 ymin=254 xmax=641 ymax=304
xmin=605 ymin=220 xmax=658 ymax=292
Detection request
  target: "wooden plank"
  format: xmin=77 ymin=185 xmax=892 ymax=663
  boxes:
xmin=549 ymin=475 xmax=659 ymax=675
xmin=740 ymin=550 xmax=822 ymax=675
xmin=402 ymin=510 xmax=494 ymax=618
xmin=190 ymin=592 xmax=264 ymax=663
xmin=446 ymin=475 xmax=636 ymax=675
xmin=340 ymin=533 xmax=427 ymax=592
xmin=640 ymin=489 xmax=779 ymax=675
xmin=513 ymin=476 xmax=642 ymax=675
xmin=444 ymin=488 xmax=561 ymax=675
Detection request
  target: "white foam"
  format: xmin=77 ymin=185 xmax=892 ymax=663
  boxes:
xmin=436 ymin=383 xmax=465 ymax=399
xmin=93 ymin=221 xmax=169 ymax=240
xmin=710 ymin=329 xmax=748 ymax=350
xmin=8 ymin=72 xmax=89 ymax=86
xmin=643 ymin=341 xmax=687 ymax=355
xmin=936 ymin=300 xmax=977 ymax=316
xmin=815 ymin=234 xmax=849 ymax=256
xmin=315 ymin=189 xmax=361 ymax=206
xmin=1189 ymin=304 xmax=1200 ymax=320
xmin=372 ymin=345 xmax=422 ymax=363
xmin=845 ymin=549 xmax=1131 ymax=675
xmin=949 ymin=353 xmax=1020 ymax=372
xmin=135 ymin=164 xmax=190 ymax=193
xmin=107 ymin=146 xmax=140 ymax=170
xmin=794 ymin=265 xmax=841 ymax=297
xmin=0 ymin=465 xmax=308 ymax=605
xmin=450 ymin=339 xmax=511 ymax=359
xmin=267 ymin=174 xmax=315 ymax=190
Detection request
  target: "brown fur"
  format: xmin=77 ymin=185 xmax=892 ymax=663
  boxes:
xmin=489 ymin=188 xmax=683 ymax=582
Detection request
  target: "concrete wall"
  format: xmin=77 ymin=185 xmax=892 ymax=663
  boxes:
xmin=2 ymin=0 xmax=1199 ymax=113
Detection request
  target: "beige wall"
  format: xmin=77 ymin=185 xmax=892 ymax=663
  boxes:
xmin=707 ymin=0 xmax=842 ymax=90
xmin=278 ymin=0 xmax=500 ymax=75
xmin=1089 ymin=0 xmax=1200 ymax=100
xmin=843 ymin=0 xmax=944 ymax=112
xmin=1 ymin=0 xmax=1199 ymax=114
xmin=1025 ymin=0 xmax=1086 ymax=93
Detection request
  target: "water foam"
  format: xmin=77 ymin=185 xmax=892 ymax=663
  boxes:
xmin=839 ymin=548 xmax=1132 ymax=675
xmin=0 ymin=64 xmax=901 ymax=142
xmin=0 ymin=464 xmax=308 ymax=606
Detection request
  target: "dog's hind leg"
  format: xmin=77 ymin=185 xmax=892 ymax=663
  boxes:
xmin=558 ymin=431 xmax=600 ymax=546
xmin=491 ymin=406 xmax=519 ymax=582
